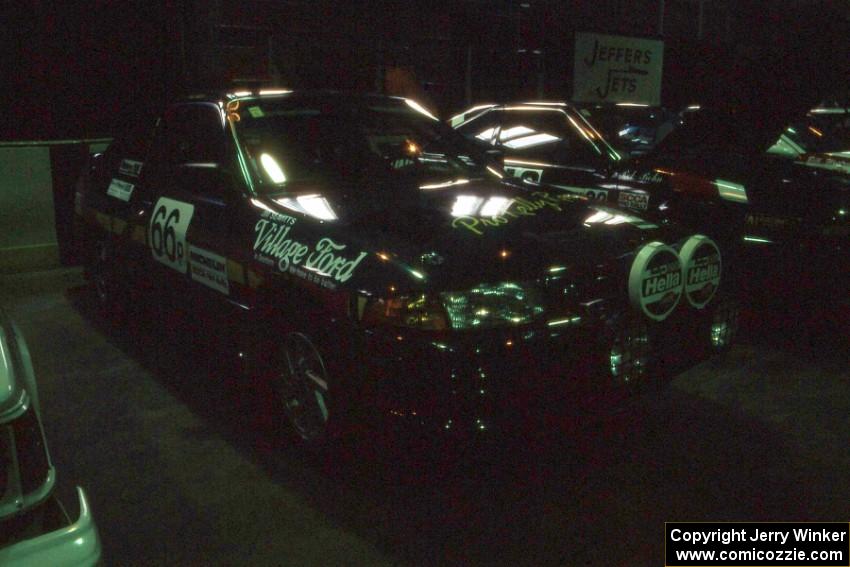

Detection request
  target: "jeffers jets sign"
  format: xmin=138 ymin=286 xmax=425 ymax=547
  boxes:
xmin=573 ymin=32 xmax=663 ymax=105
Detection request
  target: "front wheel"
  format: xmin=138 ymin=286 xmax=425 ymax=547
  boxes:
xmin=606 ymin=316 xmax=653 ymax=387
xmin=277 ymin=332 xmax=334 ymax=444
xmin=707 ymin=294 xmax=741 ymax=352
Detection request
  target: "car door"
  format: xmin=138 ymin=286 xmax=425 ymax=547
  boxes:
xmin=135 ymin=103 xmax=234 ymax=322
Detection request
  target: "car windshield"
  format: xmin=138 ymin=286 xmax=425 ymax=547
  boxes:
xmin=458 ymin=106 xmax=621 ymax=166
xmin=767 ymin=110 xmax=850 ymax=157
xmin=577 ymin=105 xmax=677 ymax=156
xmin=232 ymin=96 xmax=493 ymax=193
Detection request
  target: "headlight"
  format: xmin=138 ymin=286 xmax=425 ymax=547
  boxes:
xmin=361 ymin=282 xmax=545 ymax=331
xmin=440 ymin=282 xmax=544 ymax=329
xmin=362 ymin=295 xmax=449 ymax=331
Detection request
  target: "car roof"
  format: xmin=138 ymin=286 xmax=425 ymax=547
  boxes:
xmin=177 ymin=89 xmax=407 ymax=107
xmin=448 ymin=101 xmax=580 ymax=128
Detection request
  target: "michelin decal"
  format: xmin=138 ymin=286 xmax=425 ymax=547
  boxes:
xmin=189 ymin=246 xmax=230 ymax=295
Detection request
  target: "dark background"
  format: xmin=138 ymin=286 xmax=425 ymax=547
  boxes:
xmin=5 ymin=0 xmax=849 ymax=141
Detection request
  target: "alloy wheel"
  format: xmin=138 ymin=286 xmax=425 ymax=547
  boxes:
xmin=608 ymin=319 xmax=651 ymax=385
xmin=710 ymin=297 xmax=740 ymax=350
xmin=279 ymin=333 xmax=330 ymax=442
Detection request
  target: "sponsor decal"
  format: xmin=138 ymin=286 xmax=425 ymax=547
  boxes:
xmin=188 ymin=245 xmax=230 ymax=295
xmin=628 ymin=242 xmax=683 ymax=321
xmin=745 ymin=212 xmax=797 ymax=229
xmin=452 ymin=191 xmax=579 ymax=235
xmin=119 ymin=159 xmax=143 ymax=177
xmin=679 ymin=235 xmax=721 ymax=309
xmin=253 ymin=219 xmax=367 ymax=286
xmin=149 ymin=198 xmax=195 ymax=273
xmin=616 ymin=168 xmax=663 ymax=185
xmin=505 ymin=166 xmax=544 ymax=183
xmin=618 ymin=190 xmax=649 ymax=211
xmin=259 ymin=209 xmax=298 ymax=225
xmin=107 ymin=178 xmax=135 ymax=202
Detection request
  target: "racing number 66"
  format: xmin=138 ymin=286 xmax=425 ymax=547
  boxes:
xmin=149 ymin=197 xmax=195 ymax=273
xmin=150 ymin=205 xmax=182 ymax=262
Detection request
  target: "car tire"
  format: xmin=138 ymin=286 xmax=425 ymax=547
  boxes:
xmin=574 ymin=315 xmax=655 ymax=410
xmin=276 ymin=331 xmax=335 ymax=446
xmin=605 ymin=315 xmax=653 ymax=388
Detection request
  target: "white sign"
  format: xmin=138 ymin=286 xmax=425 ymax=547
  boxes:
xmin=573 ymin=32 xmax=664 ymax=105
xmin=107 ymin=178 xmax=134 ymax=202
xmin=119 ymin=159 xmax=143 ymax=177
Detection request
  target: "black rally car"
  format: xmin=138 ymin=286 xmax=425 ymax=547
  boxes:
xmin=611 ymin=105 xmax=850 ymax=303
xmin=606 ymin=6 xmax=850 ymax=305
xmin=75 ymin=91 xmax=730 ymax=444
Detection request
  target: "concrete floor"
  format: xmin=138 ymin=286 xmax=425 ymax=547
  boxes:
xmin=2 ymin=268 xmax=849 ymax=566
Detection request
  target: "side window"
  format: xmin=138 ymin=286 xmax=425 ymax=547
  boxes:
xmin=455 ymin=110 xmax=501 ymax=146
xmin=165 ymin=104 xmax=226 ymax=164
xmin=498 ymin=110 xmax=568 ymax=152
xmin=145 ymin=103 xmax=227 ymax=198
xmin=499 ymin=109 xmax=606 ymax=167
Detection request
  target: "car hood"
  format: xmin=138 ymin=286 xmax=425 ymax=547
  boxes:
xmin=260 ymin=176 xmax=681 ymax=293
xmin=653 ymin=4 xmax=850 ymax=159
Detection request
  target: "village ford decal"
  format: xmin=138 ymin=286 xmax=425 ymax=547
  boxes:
xmin=451 ymin=192 xmax=580 ymax=235
xmin=628 ymin=242 xmax=683 ymax=321
xmin=253 ymin=218 xmax=367 ymax=285
xmin=679 ymin=235 xmax=721 ymax=309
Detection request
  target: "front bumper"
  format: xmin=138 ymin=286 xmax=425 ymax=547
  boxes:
xmin=0 ymin=487 xmax=102 ymax=567
xmin=360 ymin=321 xmax=590 ymax=438
xmin=356 ymin=299 xmax=718 ymax=444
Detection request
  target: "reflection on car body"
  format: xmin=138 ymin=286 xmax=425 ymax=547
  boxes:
xmin=75 ymin=90 xmax=733 ymax=447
